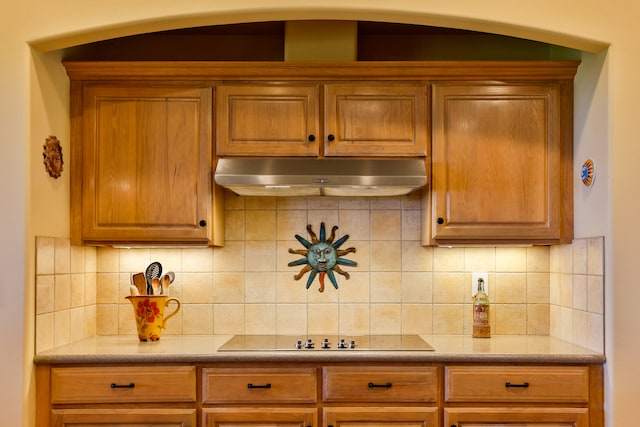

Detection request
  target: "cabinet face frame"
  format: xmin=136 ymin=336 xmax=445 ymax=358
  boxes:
xmin=429 ymin=81 xmax=574 ymax=245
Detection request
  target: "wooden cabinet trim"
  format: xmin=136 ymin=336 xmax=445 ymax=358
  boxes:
xmin=63 ymin=60 xmax=580 ymax=81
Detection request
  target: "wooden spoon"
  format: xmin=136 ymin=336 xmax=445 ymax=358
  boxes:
xmin=161 ymin=274 xmax=171 ymax=295
xmin=151 ymin=277 xmax=161 ymax=295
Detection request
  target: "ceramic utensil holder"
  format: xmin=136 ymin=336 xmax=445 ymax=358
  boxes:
xmin=126 ymin=295 xmax=180 ymax=342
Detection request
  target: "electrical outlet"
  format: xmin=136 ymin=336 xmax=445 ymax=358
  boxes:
xmin=471 ymin=272 xmax=489 ymax=297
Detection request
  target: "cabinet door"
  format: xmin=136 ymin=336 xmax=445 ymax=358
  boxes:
xmin=216 ymin=84 xmax=320 ymax=156
xmin=324 ymin=83 xmax=428 ymax=157
xmin=203 ymin=407 xmax=317 ymax=427
xmin=77 ymin=85 xmax=213 ymax=244
xmin=444 ymin=407 xmax=589 ymax=427
xmin=324 ymin=407 xmax=438 ymax=427
xmin=431 ymin=82 xmax=571 ymax=244
xmin=51 ymin=408 xmax=196 ymax=426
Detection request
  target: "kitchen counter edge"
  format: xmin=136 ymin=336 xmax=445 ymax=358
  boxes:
xmin=33 ymin=335 xmax=606 ymax=365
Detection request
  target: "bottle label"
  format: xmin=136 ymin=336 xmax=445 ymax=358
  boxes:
xmin=474 ymin=305 xmax=489 ymax=325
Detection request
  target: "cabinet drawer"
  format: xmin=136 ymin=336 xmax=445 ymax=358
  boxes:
xmin=445 ymin=365 xmax=589 ymax=403
xmin=50 ymin=366 xmax=196 ymax=404
xmin=323 ymin=366 xmax=438 ymax=403
xmin=202 ymin=367 xmax=317 ymax=404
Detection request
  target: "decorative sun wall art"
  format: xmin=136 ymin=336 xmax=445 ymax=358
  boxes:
xmin=288 ymin=222 xmax=357 ymax=292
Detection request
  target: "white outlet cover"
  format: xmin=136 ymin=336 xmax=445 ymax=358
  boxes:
xmin=471 ymin=272 xmax=489 ymax=297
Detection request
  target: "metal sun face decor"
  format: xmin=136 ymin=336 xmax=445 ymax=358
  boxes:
xmin=288 ymin=222 xmax=357 ymax=292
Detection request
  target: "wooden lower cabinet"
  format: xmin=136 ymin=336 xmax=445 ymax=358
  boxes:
xmin=36 ymin=362 xmax=603 ymax=427
xmin=50 ymin=408 xmax=196 ymax=427
xmin=324 ymin=407 xmax=438 ymax=427
xmin=443 ymin=365 xmax=602 ymax=427
xmin=444 ymin=407 xmax=589 ymax=427
xmin=203 ymin=407 xmax=318 ymax=427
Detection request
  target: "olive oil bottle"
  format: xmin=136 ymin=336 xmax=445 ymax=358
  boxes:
xmin=472 ymin=277 xmax=491 ymax=338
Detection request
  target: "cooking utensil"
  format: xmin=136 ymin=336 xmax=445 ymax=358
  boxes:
xmin=161 ymin=274 xmax=171 ymax=295
xmin=131 ymin=272 xmax=147 ymax=295
xmin=166 ymin=271 xmax=175 ymax=284
xmin=145 ymin=262 xmax=162 ymax=295
xmin=129 ymin=285 xmax=140 ymax=296
xmin=151 ymin=277 xmax=161 ymax=295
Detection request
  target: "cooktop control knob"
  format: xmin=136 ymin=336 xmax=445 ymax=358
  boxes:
xmin=304 ymin=338 xmax=315 ymax=349
xmin=322 ymin=338 xmax=331 ymax=349
xmin=295 ymin=340 xmax=303 ymax=350
xmin=337 ymin=338 xmax=348 ymax=349
xmin=349 ymin=340 xmax=357 ymax=349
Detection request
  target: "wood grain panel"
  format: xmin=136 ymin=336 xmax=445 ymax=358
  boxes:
xmin=51 ymin=366 xmax=196 ymax=404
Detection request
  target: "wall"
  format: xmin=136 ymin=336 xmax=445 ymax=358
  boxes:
xmin=35 ymin=191 xmax=605 ymax=354
xmin=4 ymin=1 xmax=633 ymax=426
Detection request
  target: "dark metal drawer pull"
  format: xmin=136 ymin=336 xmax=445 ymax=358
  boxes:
xmin=505 ymin=381 xmax=530 ymax=388
xmin=110 ymin=383 xmax=135 ymax=389
xmin=247 ymin=383 xmax=272 ymax=389
xmin=368 ymin=382 xmax=392 ymax=388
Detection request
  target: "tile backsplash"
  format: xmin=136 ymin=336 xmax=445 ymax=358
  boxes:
xmin=35 ymin=192 xmax=605 ymax=353
xmin=35 ymin=237 xmax=97 ymax=352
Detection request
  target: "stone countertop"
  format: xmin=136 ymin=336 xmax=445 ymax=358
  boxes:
xmin=33 ymin=335 xmax=605 ymax=365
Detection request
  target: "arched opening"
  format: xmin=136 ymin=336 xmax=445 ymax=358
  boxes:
xmin=61 ymin=20 xmax=582 ymax=62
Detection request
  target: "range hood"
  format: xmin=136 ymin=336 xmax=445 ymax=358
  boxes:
xmin=214 ymin=158 xmax=427 ymax=197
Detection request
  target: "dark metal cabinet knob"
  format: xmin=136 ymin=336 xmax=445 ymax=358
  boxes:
xmin=437 ymin=217 xmax=444 ymax=225
xmin=199 ymin=219 xmax=207 ymax=227
xmin=308 ymin=134 xmax=316 ymax=142
xmin=327 ymin=134 xmax=335 ymax=142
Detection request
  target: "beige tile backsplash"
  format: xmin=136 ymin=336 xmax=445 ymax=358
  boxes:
xmin=35 ymin=193 xmax=605 ymax=353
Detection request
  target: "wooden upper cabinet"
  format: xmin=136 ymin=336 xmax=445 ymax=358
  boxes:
xmin=73 ymin=84 xmax=215 ymax=245
xmin=429 ymin=81 xmax=573 ymax=244
xmin=216 ymin=82 xmax=428 ymax=157
xmin=324 ymin=83 xmax=428 ymax=157
xmin=216 ymin=84 xmax=320 ymax=156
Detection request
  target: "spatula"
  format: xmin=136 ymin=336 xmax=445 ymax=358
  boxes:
xmin=131 ymin=273 xmax=147 ymax=295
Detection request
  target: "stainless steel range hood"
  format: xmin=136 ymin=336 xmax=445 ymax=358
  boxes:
xmin=214 ymin=158 xmax=427 ymax=197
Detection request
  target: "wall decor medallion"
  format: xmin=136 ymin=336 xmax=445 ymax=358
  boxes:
xmin=581 ymin=158 xmax=595 ymax=187
xmin=43 ymin=135 xmax=64 ymax=178
xmin=288 ymin=222 xmax=357 ymax=292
